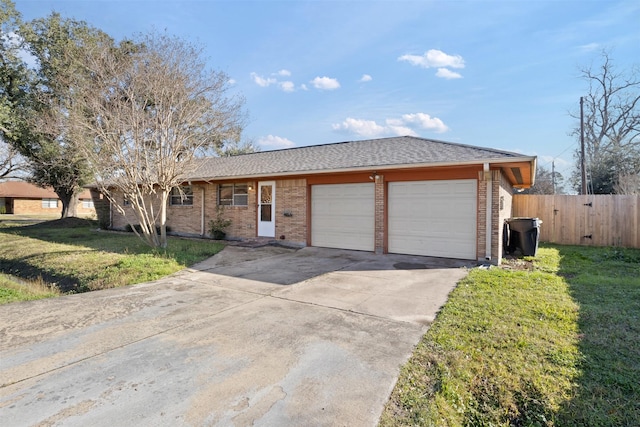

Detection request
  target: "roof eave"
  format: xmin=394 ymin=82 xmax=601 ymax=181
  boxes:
xmin=193 ymin=156 xmax=537 ymax=182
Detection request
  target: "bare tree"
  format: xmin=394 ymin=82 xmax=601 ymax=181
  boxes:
xmin=572 ymin=51 xmax=640 ymax=193
xmin=0 ymin=139 xmax=24 ymax=179
xmin=614 ymin=173 xmax=640 ymax=195
xmin=520 ymin=165 xmax=564 ymax=195
xmin=70 ymin=33 xmax=246 ymax=248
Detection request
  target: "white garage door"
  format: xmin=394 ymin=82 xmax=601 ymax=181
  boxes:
xmin=311 ymin=183 xmax=375 ymax=251
xmin=388 ymin=180 xmax=477 ymax=259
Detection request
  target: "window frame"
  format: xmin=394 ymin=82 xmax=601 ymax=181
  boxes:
xmin=218 ymin=183 xmax=248 ymax=207
xmin=170 ymin=185 xmax=194 ymax=206
xmin=82 ymin=199 xmax=95 ymax=209
xmin=41 ymin=198 xmax=58 ymax=209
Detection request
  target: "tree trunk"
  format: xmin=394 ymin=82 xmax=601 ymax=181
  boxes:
xmin=159 ymin=189 xmax=168 ymax=249
xmin=57 ymin=189 xmax=79 ymax=218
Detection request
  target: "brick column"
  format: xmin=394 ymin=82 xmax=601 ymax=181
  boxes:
xmin=374 ymin=174 xmax=385 ymax=254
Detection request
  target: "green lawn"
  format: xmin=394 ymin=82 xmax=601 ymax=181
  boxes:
xmin=0 ymin=218 xmax=224 ymax=297
xmin=380 ymin=244 xmax=640 ymax=426
xmin=0 ymin=273 xmax=60 ymax=304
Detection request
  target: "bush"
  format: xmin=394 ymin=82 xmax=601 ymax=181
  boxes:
xmin=209 ymin=206 xmax=231 ymax=240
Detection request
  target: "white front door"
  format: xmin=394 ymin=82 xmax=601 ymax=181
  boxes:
xmin=258 ymin=181 xmax=276 ymax=237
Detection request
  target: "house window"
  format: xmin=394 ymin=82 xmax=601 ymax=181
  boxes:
xmin=218 ymin=183 xmax=248 ymax=206
xmin=82 ymin=199 xmax=95 ymax=209
xmin=170 ymin=186 xmax=194 ymax=206
xmin=42 ymin=198 xmax=58 ymax=209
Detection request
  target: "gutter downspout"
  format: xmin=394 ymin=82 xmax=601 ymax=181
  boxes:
xmin=109 ymin=194 xmax=113 ymax=229
xmin=484 ymin=163 xmax=492 ymax=261
xmin=200 ymin=186 xmax=205 ymax=236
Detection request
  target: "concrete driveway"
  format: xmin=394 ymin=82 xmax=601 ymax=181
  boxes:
xmin=0 ymin=246 xmax=471 ymax=426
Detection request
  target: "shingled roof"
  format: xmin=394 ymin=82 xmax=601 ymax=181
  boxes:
xmin=0 ymin=181 xmax=92 ymax=199
xmin=0 ymin=181 xmax=58 ymax=198
xmin=191 ymin=136 xmax=535 ymax=185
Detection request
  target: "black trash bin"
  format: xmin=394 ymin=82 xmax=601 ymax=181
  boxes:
xmin=505 ymin=218 xmax=542 ymax=256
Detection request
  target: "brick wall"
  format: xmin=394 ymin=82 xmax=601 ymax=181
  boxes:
xmin=476 ymin=172 xmax=487 ymax=262
xmin=110 ymin=190 xmax=163 ymax=230
xmin=496 ymin=171 xmax=513 ymax=261
xmin=153 ymin=179 xmax=308 ymax=244
xmin=275 ymin=179 xmax=307 ymax=245
xmin=204 ymin=183 xmax=257 ymax=239
xmin=9 ymin=198 xmax=95 ymax=217
xmin=374 ymin=175 xmax=385 ymax=254
xmin=14 ymin=199 xmax=61 ymax=215
xmin=476 ymin=170 xmax=512 ymax=265
xmin=90 ymin=190 xmax=111 ymax=228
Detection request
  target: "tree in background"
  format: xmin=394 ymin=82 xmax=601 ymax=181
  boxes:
xmin=12 ymin=13 xmax=116 ymax=218
xmin=69 ymin=32 xmax=246 ymax=248
xmin=521 ymin=165 xmax=564 ymax=195
xmin=0 ymin=0 xmax=29 ymax=180
xmin=614 ymin=173 xmax=640 ymax=195
xmin=0 ymin=140 xmax=24 ymax=179
xmin=572 ymin=51 xmax=640 ymax=194
xmin=215 ymin=138 xmax=260 ymax=157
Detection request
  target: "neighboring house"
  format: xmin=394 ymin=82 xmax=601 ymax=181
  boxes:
xmin=0 ymin=181 xmax=96 ymax=216
xmin=98 ymin=136 xmax=536 ymax=264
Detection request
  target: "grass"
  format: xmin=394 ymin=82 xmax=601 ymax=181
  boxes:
xmin=0 ymin=273 xmax=60 ymax=304
xmin=0 ymin=217 xmax=225 ymax=296
xmin=380 ymin=244 xmax=640 ymax=426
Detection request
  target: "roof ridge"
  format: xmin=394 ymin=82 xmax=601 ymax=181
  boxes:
xmin=215 ymin=136 xmax=524 ymax=159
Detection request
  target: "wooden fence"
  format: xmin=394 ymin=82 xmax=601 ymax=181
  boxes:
xmin=512 ymin=194 xmax=640 ymax=248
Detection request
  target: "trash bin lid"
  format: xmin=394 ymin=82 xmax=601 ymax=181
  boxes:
xmin=506 ymin=217 xmax=542 ymax=231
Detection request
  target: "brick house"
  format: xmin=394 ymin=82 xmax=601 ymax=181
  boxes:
xmin=98 ymin=136 xmax=536 ymax=264
xmin=0 ymin=181 xmax=96 ymax=216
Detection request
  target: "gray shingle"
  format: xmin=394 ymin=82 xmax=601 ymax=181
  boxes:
xmin=191 ymin=136 xmax=527 ymax=180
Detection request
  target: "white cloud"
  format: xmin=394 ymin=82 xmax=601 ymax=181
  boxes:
xmin=386 ymin=124 xmax=418 ymax=136
xmin=400 ymin=113 xmax=449 ymax=133
xmin=257 ymin=135 xmax=296 ymax=150
xmin=435 ymin=68 xmax=463 ymax=79
xmin=311 ymin=76 xmax=341 ymax=90
xmin=332 ymin=118 xmax=386 ymax=138
xmin=333 ymin=112 xmax=449 ymax=137
xmin=300 ymin=84 xmax=309 ymax=91
xmin=251 ymin=72 xmax=276 ymax=87
xmin=275 ymin=69 xmax=291 ymax=76
xmin=228 ymin=78 xmax=237 ymax=85
xmin=279 ymin=81 xmax=295 ymax=92
xmin=359 ymin=74 xmax=372 ymax=82
xmin=578 ymin=42 xmax=600 ymax=52
xmin=398 ymin=49 xmax=465 ymax=69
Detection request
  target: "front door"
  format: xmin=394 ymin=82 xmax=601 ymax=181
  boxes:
xmin=258 ymin=181 xmax=275 ymax=237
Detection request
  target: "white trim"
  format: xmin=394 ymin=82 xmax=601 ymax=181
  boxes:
xmin=257 ymin=181 xmax=276 ymax=237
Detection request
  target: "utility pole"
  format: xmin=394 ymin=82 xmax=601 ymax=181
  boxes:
xmin=552 ymin=160 xmax=556 ymax=194
xmin=580 ymin=97 xmax=587 ymax=195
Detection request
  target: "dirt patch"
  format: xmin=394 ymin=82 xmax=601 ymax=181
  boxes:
xmin=500 ymin=256 xmax=534 ymax=271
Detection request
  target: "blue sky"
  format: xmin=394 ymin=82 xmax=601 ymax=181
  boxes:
xmin=15 ymin=0 xmax=640 ymax=182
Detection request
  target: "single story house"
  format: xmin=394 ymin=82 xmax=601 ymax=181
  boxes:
xmin=0 ymin=181 xmax=96 ymax=216
xmin=97 ymin=136 xmax=536 ymax=264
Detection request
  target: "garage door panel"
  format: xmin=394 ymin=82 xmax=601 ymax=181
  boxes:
xmin=389 ymin=180 xmax=477 ymax=259
xmin=311 ymin=183 xmax=374 ymax=252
